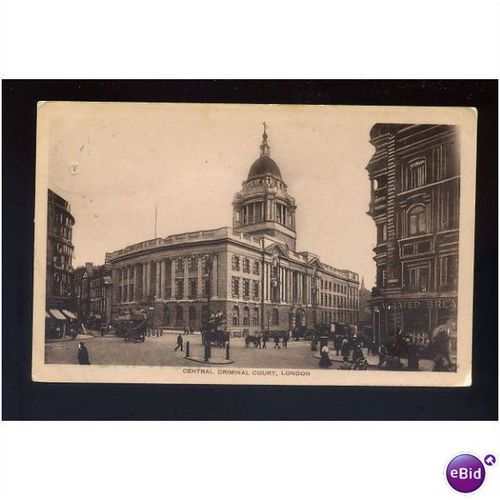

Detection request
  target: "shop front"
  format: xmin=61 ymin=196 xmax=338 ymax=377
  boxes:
xmin=372 ymin=296 xmax=457 ymax=356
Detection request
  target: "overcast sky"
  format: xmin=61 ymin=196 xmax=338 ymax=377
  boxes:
xmin=47 ymin=102 xmax=378 ymax=287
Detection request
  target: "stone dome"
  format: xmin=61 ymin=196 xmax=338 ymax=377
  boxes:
xmin=247 ymin=155 xmax=282 ymax=181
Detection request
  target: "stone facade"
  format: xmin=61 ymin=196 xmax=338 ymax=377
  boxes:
xmin=107 ymin=127 xmax=359 ymax=334
xmin=366 ymin=124 xmax=459 ymax=348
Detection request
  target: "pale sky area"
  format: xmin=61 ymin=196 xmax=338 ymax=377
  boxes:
xmin=46 ymin=103 xmax=379 ymax=287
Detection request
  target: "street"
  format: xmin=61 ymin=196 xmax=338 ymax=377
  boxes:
xmin=45 ymin=332 xmax=380 ymax=370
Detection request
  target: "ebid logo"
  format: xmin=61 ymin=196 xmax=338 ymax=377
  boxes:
xmin=446 ymin=454 xmax=495 ymax=493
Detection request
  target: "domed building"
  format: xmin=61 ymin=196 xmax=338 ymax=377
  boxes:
xmin=233 ymin=124 xmax=297 ymax=251
xmin=107 ymin=125 xmax=360 ymax=334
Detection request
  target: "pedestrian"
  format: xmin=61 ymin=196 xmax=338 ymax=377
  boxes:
xmin=338 ymin=356 xmax=352 ymax=370
xmin=274 ymin=336 xmax=281 ymax=349
xmin=175 ymin=333 xmax=183 ymax=352
xmin=282 ymin=332 xmax=288 ymax=349
xmin=77 ymin=342 xmax=91 ymax=365
xmin=370 ymin=339 xmax=377 ymax=356
xmin=334 ymin=336 xmax=341 ymax=356
xmin=256 ymin=334 xmax=262 ymax=349
xmin=352 ymin=344 xmax=364 ymax=363
xmin=340 ymin=337 xmax=350 ymax=358
xmin=407 ymin=341 xmax=419 ymax=371
xmin=319 ymin=343 xmax=333 ymax=368
xmin=378 ymin=343 xmax=388 ymax=368
xmin=262 ymin=333 xmax=267 ymax=349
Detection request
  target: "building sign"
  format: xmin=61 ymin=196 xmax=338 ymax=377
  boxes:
xmin=378 ymin=299 xmax=457 ymax=310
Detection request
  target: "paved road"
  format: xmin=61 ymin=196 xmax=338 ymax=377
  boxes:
xmin=46 ymin=334 xmax=334 ymax=369
xmin=45 ymin=334 xmax=431 ymax=370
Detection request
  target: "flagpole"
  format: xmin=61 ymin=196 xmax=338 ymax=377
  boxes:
xmin=154 ymin=203 xmax=158 ymax=238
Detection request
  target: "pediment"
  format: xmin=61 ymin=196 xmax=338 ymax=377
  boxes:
xmin=265 ymin=242 xmax=288 ymax=258
xmin=307 ymin=256 xmax=324 ymax=271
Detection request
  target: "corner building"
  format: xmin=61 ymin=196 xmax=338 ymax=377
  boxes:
xmin=366 ymin=124 xmax=459 ymax=346
xmin=46 ymin=189 xmax=77 ymax=336
xmin=108 ymin=128 xmax=359 ymax=334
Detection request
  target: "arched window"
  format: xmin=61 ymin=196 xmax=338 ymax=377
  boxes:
xmin=408 ymin=205 xmax=427 ymax=235
xmin=232 ymin=306 xmax=240 ymax=326
xmin=253 ymin=307 xmax=259 ymax=326
xmin=176 ymin=306 xmax=184 ymax=327
xmin=243 ymin=306 xmax=250 ymax=326
xmin=189 ymin=306 xmax=196 ymax=327
xmin=272 ymin=308 xmax=279 ymax=325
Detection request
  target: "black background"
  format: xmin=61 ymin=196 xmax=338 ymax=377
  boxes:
xmin=2 ymin=80 xmax=498 ymax=420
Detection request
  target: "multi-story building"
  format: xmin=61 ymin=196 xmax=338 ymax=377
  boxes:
xmin=74 ymin=258 xmax=113 ymax=328
xmin=107 ymin=127 xmax=359 ymax=334
xmin=366 ymin=124 xmax=459 ymax=349
xmin=46 ymin=189 xmax=77 ymax=337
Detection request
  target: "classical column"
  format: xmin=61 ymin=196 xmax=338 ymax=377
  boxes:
xmin=197 ymin=256 xmax=203 ymax=298
xmin=183 ymin=257 xmax=189 ymax=299
xmin=267 ymin=263 xmax=271 ymax=301
xmin=142 ymin=263 xmax=146 ymax=299
xmin=133 ymin=265 xmax=138 ymax=301
xmin=111 ymin=268 xmax=117 ymax=303
xmin=211 ymin=253 xmax=218 ymax=298
xmin=155 ymin=260 xmax=161 ymax=298
xmin=146 ymin=261 xmax=151 ymax=299
xmin=130 ymin=266 xmax=134 ymax=302
xmin=122 ymin=267 xmax=127 ymax=302
xmin=170 ymin=259 xmax=176 ymax=299
xmin=160 ymin=259 xmax=166 ymax=299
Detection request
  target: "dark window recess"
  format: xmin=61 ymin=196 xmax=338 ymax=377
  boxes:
xmin=417 ymin=242 xmax=431 ymax=253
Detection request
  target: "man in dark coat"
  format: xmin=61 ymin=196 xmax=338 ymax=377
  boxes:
xmin=282 ymin=332 xmax=289 ymax=349
xmin=175 ymin=333 xmax=183 ymax=352
xmin=77 ymin=342 xmax=91 ymax=365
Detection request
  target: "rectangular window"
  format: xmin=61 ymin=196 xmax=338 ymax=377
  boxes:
xmin=188 ymin=257 xmax=198 ymax=272
xmin=440 ymin=254 xmax=458 ymax=290
xmin=175 ymin=279 xmax=184 ymax=299
xmin=408 ymin=159 xmax=426 ymax=190
xmin=232 ymin=255 xmax=240 ymax=271
xmin=243 ymin=258 xmax=250 ymax=273
xmin=406 ymin=266 xmax=430 ymax=292
xmin=243 ymin=279 xmax=250 ymax=298
xmin=253 ymin=280 xmax=260 ymax=298
xmin=417 ymin=241 xmax=431 ymax=254
xmin=203 ymin=279 xmax=210 ymax=297
xmin=377 ymin=223 xmax=387 ymax=243
xmin=189 ymin=279 xmax=197 ymax=299
xmin=231 ymin=277 xmax=240 ymax=297
xmin=253 ymin=261 xmax=260 ymax=275
xmin=175 ymin=258 xmax=184 ymax=273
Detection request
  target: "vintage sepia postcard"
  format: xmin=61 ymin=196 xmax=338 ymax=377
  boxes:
xmin=32 ymin=102 xmax=477 ymax=386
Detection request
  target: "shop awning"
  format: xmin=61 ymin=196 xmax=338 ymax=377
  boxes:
xmin=49 ymin=309 xmax=67 ymax=320
xmin=45 ymin=312 xmax=51 ymax=319
xmin=62 ymin=309 xmax=77 ymax=320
